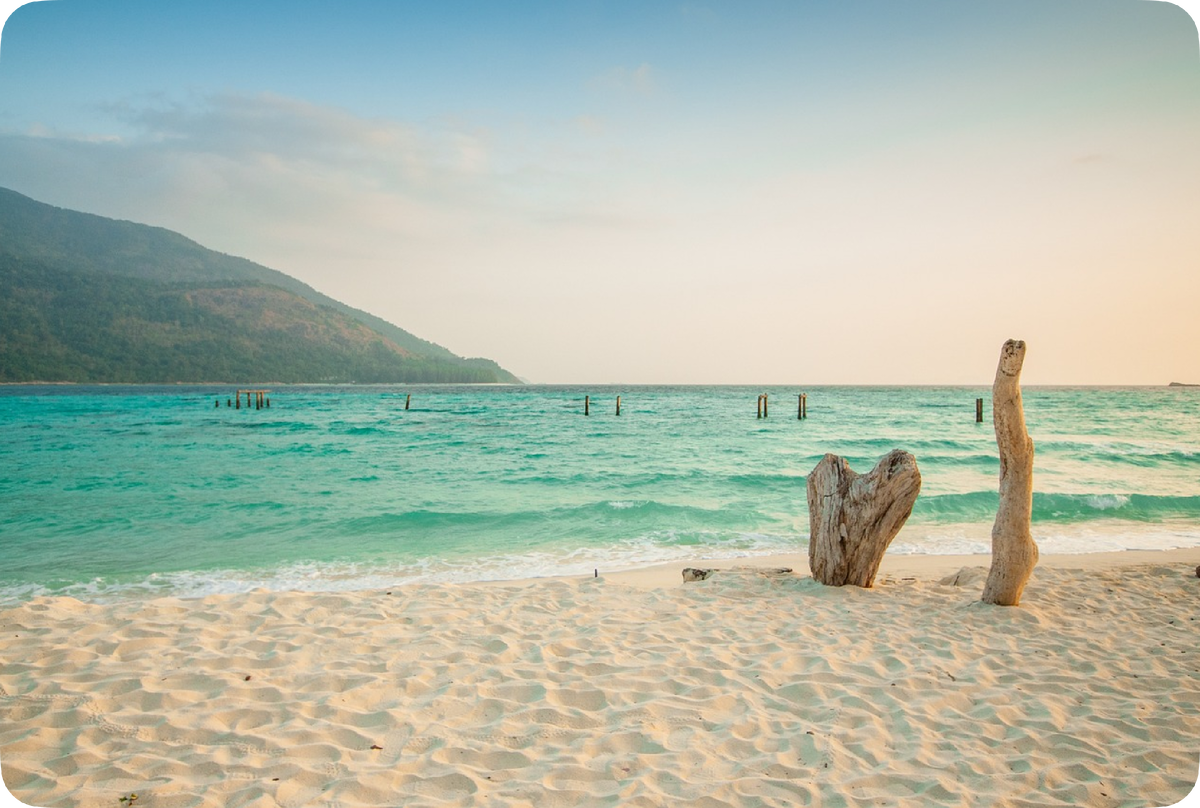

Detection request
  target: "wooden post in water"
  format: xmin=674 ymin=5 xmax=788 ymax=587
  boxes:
xmin=976 ymin=397 xmax=984 ymax=423
xmin=585 ymin=395 xmax=590 ymax=416
xmin=757 ymin=395 xmax=763 ymax=419
xmin=616 ymin=396 xmax=622 ymax=416
xmin=236 ymin=395 xmax=240 ymax=410
xmin=798 ymin=394 xmax=803 ymax=420
xmin=763 ymin=393 xmax=768 ymax=418
xmin=802 ymin=394 xmax=808 ymax=419
xmin=405 ymin=394 xmax=411 ymax=411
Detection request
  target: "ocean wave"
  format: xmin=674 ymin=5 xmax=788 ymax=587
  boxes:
xmin=1037 ymin=439 xmax=1200 ymax=465
xmin=337 ymin=499 xmax=756 ymax=537
xmin=911 ymin=491 xmax=1200 ymax=524
xmin=1035 ymin=492 xmax=1200 ymax=522
xmin=0 ymin=530 xmax=803 ymax=605
xmin=7 ymin=521 xmax=1198 ymax=607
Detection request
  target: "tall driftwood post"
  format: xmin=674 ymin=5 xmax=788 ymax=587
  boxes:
xmin=585 ymin=395 xmax=590 ymax=416
xmin=807 ymin=449 xmax=922 ymax=587
xmin=616 ymin=396 xmax=621 ymax=416
xmin=982 ymin=339 xmax=1038 ymax=606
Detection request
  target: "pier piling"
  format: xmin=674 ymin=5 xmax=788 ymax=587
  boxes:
xmin=585 ymin=395 xmax=591 ymax=416
xmin=616 ymin=396 xmax=621 ymax=416
xmin=232 ymin=389 xmax=270 ymax=413
xmin=976 ymin=397 xmax=984 ymax=423
xmin=405 ymin=394 xmax=411 ymax=411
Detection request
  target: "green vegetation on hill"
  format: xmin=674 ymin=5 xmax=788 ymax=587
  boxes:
xmin=0 ymin=187 xmax=520 ymax=384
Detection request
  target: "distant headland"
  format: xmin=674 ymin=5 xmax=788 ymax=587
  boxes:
xmin=0 ymin=187 xmax=521 ymax=385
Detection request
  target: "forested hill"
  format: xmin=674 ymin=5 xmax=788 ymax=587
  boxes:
xmin=0 ymin=187 xmax=520 ymax=384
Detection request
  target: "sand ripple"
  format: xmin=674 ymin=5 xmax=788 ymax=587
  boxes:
xmin=1 ymin=564 xmax=1198 ymax=806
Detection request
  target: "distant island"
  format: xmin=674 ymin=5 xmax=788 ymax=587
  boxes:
xmin=0 ymin=187 xmax=519 ymax=384
xmin=1168 ymin=382 xmax=1199 ymax=387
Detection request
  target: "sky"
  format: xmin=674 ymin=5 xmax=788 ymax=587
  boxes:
xmin=0 ymin=0 xmax=1198 ymax=384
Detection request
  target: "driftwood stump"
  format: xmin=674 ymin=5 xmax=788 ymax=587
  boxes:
xmin=982 ymin=339 xmax=1039 ymax=606
xmin=807 ymin=449 xmax=922 ymax=587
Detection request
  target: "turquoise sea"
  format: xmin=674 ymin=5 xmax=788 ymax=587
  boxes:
xmin=1 ymin=385 xmax=1197 ymax=605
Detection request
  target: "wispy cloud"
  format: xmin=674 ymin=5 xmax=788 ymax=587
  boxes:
xmin=0 ymin=92 xmax=521 ymax=281
xmin=589 ymin=63 xmax=657 ymax=97
xmin=106 ymin=92 xmax=494 ymax=192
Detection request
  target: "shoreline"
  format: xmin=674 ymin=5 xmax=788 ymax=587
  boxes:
xmin=2 ymin=546 xmax=1198 ymax=807
xmin=597 ymin=546 xmax=1200 ymax=589
xmin=6 ymin=544 xmax=1200 ymax=608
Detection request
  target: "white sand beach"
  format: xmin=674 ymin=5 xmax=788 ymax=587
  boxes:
xmin=1 ymin=549 xmax=1198 ymax=808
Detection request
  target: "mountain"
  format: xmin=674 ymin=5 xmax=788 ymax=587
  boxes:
xmin=0 ymin=187 xmax=520 ymax=384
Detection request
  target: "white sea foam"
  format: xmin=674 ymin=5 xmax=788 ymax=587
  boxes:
xmin=1085 ymin=493 xmax=1131 ymax=510
xmin=7 ymin=522 xmax=1198 ymax=608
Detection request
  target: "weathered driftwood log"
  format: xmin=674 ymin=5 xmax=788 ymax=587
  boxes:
xmin=807 ymin=450 xmax=922 ymax=587
xmin=681 ymin=566 xmax=793 ymax=582
xmin=982 ymin=339 xmax=1038 ymax=606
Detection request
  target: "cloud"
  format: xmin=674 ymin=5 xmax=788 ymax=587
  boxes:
xmin=589 ymin=63 xmax=657 ymax=97
xmin=0 ymin=90 xmax=672 ymax=262
xmin=0 ymin=91 xmax=522 ymax=280
xmin=102 ymin=92 xmax=494 ymax=195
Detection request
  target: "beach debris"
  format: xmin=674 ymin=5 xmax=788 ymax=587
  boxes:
xmin=681 ymin=566 xmax=792 ymax=582
xmin=982 ymin=339 xmax=1039 ymax=606
xmin=1194 ymin=565 xmax=1199 ymax=579
xmin=681 ymin=566 xmax=792 ymax=581
xmin=807 ymin=449 xmax=922 ymax=587
xmin=118 ymin=795 xmax=138 ymax=804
